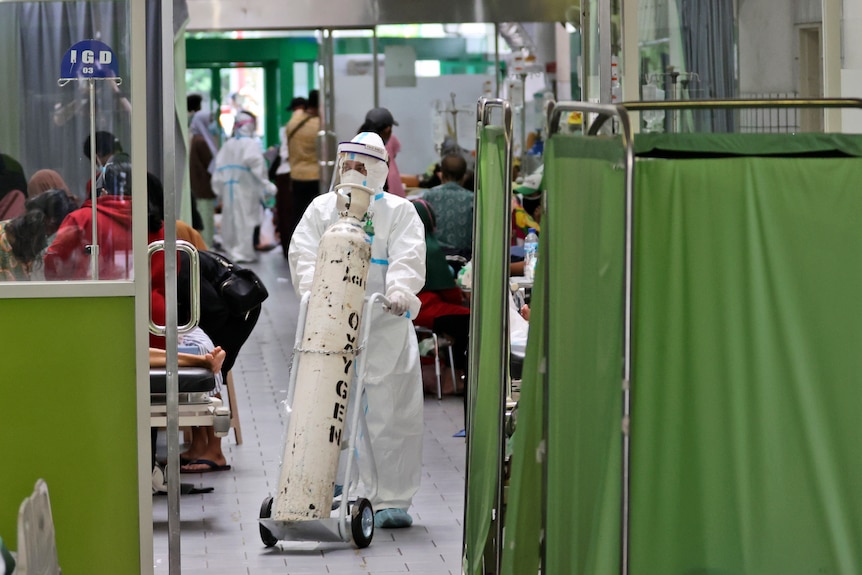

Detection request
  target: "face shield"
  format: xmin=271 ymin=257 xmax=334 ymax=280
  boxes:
xmin=332 ymin=133 xmax=389 ymax=193
xmin=332 ymin=133 xmax=389 ymax=219
xmin=233 ymin=112 xmax=256 ymax=138
xmin=335 ymin=155 xmax=377 ymax=190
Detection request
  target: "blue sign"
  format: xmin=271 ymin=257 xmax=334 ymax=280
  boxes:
xmin=59 ymin=40 xmax=120 ymax=81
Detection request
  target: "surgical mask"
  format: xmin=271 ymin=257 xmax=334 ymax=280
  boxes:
xmin=341 ymin=169 xmax=367 ymax=188
xmin=94 ymin=162 xmax=107 ymax=190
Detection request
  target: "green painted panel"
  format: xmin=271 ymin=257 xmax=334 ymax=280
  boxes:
xmin=0 ymin=297 xmax=139 ymax=575
xmin=335 ymin=37 xmax=469 ymax=60
xmin=185 ymin=37 xmax=318 ymax=66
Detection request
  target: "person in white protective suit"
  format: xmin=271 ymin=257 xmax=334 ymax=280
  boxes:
xmin=288 ymin=132 xmax=426 ymax=529
xmin=211 ymin=110 xmax=276 ymax=263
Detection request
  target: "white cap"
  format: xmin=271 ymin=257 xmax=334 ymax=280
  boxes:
xmin=337 ymin=132 xmax=389 ymax=163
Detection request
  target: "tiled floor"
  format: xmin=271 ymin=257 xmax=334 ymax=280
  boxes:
xmin=153 ymin=247 xmax=467 ymax=574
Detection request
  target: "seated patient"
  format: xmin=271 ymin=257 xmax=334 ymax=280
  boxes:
xmin=149 ymin=344 xmax=226 ymax=374
xmin=28 ymin=169 xmax=75 ymax=206
xmin=149 ymin=341 xmax=227 ymax=478
xmin=410 ymin=198 xmax=470 ymax=374
xmin=420 ymin=153 xmax=474 ymax=258
xmin=45 ymin=155 xmax=133 ymax=279
xmin=0 ymin=190 xmax=76 ymax=280
xmin=146 ymin=169 xmax=255 ymax=473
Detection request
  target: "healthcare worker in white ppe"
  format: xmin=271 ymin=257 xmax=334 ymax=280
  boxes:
xmin=212 ymin=110 xmax=276 ymax=262
xmin=288 ymin=132 xmax=426 ymax=528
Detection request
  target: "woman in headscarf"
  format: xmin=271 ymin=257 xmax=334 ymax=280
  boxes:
xmin=410 ymin=198 xmax=470 ymax=373
xmin=27 ymin=169 xmax=72 ymax=200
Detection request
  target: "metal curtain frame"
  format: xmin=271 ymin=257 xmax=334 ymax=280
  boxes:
xmin=463 ymin=96 xmax=513 ymax=575
xmin=548 ymin=96 xmax=862 ymax=575
xmin=588 ymin=98 xmax=862 ymax=135
xmin=547 ymin=101 xmax=636 ymax=575
xmin=317 ymin=29 xmax=338 ymax=195
xmin=158 ymin=0 xmax=182 ymax=570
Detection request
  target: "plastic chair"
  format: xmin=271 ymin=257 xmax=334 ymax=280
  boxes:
xmin=415 ymin=325 xmax=458 ymax=400
xmin=16 ymin=479 xmax=60 ymax=575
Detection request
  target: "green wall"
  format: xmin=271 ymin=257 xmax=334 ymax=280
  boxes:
xmin=184 ymin=35 xmax=495 ymax=148
xmin=185 ymin=37 xmax=319 ymax=147
xmin=0 ymin=297 xmax=139 ymax=574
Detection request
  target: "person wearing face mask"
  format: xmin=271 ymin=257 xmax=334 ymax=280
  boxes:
xmin=288 ymin=132 xmax=426 ymax=529
xmin=82 ymin=131 xmax=123 ymax=195
xmin=211 ymin=110 xmax=277 ymax=263
xmin=45 ymin=155 xmax=134 ymax=280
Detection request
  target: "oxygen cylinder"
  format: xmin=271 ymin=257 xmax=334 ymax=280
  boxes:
xmin=274 ymin=186 xmax=373 ymax=521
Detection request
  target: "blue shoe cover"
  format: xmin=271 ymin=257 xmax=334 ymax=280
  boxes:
xmin=374 ymin=508 xmax=413 ymax=528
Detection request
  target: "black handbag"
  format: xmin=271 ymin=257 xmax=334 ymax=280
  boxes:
xmin=200 ymin=250 xmax=269 ymax=317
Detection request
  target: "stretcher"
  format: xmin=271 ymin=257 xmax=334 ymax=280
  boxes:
xmin=149 ymin=367 xmax=230 ymax=435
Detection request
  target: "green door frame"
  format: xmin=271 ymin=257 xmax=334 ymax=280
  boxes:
xmin=186 ymin=37 xmax=319 ymax=147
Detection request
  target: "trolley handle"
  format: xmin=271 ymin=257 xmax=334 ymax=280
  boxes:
xmin=148 ymin=240 xmax=201 ymax=336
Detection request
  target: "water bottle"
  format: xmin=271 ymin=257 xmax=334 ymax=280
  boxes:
xmin=523 ymin=228 xmax=539 ymax=282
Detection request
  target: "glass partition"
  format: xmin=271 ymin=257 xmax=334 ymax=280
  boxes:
xmin=0 ymin=0 xmax=135 ymax=281
xmin=637 ymin=0 xmax=826 ymax=133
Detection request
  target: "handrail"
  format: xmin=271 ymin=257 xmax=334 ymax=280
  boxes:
xmin=623 ymin=97 xmax=862 ymax=111
xmin=588 ymin=97 xmax=862 ymax=135
xmin=546 ymin=100 xmax=636 ymax=575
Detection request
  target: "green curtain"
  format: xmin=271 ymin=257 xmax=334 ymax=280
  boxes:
xmin=500 ymin=199 xmax=546 ymax=575
xmin=500 ymin=131 xmax=862 ymax=574
xmin=546 ymin=137 xmax=626 ymax=574
xmin=464 ymin=125 xmax=510 ymax=575
xmin=631 ymin=152 xmax=862 ymax=574
xmin=502 ymin=135 xmax=627 ymax=574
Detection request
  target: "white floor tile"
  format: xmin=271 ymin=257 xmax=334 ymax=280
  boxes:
xmin=154 ymin=250 xmax=465 ymax=575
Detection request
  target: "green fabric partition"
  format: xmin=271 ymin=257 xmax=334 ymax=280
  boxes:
xmin=464 ymin=125 xmax=509 ymax=575
xmin=503 ymin=135 xmax=627 ymax=574
xmin=0 ymin=297 xmax=140 ymax=575
xmin=631 ymin=150 xmax=862 ymax=574
xmin=544 ymin=137 xmax=626 ymax=575
xmin=500 ymin=190 xmax=546 ymax=575
xmin=502 ymin=131 xmax=862 ymax=574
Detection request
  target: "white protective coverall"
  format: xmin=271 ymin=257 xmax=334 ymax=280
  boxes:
xmin=288 ymin=132 xmax=427 ymax=516
xmin=212 ymin=112 xmax=276 ymax=263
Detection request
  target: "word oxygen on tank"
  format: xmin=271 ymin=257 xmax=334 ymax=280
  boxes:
xmin=329 ymin=309 xmax=361 ymax=446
